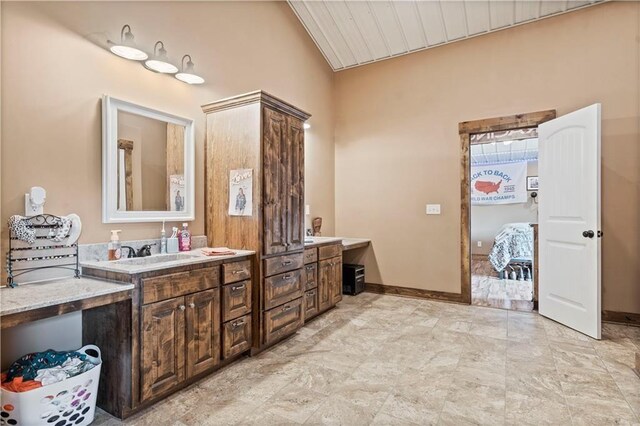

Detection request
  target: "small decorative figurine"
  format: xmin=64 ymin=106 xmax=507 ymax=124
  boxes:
xmin=312 ymin=217 xmax=322 ymax=236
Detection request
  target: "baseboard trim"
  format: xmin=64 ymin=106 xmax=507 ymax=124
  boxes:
xmin=364 ymin=283 xmax=465 ymax=304
xmin=602 ymin=310 xmax=640 ymax=327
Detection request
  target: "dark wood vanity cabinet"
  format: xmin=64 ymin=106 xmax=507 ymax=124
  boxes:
xmin=305 ymin=244 xmax=342 ymax=320
xmin=203 ymin=91 xmax=310 ymax=352
xmin=82 ymin=257 xmax=252 ymax=419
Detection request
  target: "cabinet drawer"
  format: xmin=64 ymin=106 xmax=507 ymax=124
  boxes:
xmin=222 ymin=260 xmax=251 ymax=284
xmin=264 ymin=253 xmax=304 ymax=277
xmin=304 ymin=289 xmax=318 ymax=320
xmin=303 ymin=248 xmax=318 ymax=264
xmin=319 ymin=244 xmax=342 ymax=260
xmin=264 ymin=269 xmax=303 ymax=310
xmin=264 ymin=298 xmax=303 ymax=345
xmin=142 ymin=267 xmax=219 ymax=305
xmin=222 ymin=280 xmax=252 ymax=322
xmin=222 ymin=314 xmax=251 ymax=359
xmin=303 ymin=263 xmax=317 ymax=291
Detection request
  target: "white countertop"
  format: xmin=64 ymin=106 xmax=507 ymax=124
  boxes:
xmin=304 ymin=237 xmax=371 ymax=250
xmin=1 ymin=277 xmax=134 ymax=316
xmin=81 ymin=248 xmax=255 ymax=274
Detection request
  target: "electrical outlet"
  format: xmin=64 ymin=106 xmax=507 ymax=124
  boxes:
xmin=477 ymin=241 xmax=482 ymax=248
xmin=426 ymin=204 xmax=441 ymax=215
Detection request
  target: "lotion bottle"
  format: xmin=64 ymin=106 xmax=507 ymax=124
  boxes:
xmin=178 ymin=223 xmax=191 ymax=252
xmin=108 ymin=230 xmax=122 ymax=261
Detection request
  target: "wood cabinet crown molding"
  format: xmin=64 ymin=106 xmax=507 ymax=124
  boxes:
xmin=201 ymin=90 xmax=311 ymax=121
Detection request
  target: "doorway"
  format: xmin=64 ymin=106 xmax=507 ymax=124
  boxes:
xmin=469 ymin=130 xmax=538 ymax=311
xmin=458 ymin=110 xmax=557 ymax=308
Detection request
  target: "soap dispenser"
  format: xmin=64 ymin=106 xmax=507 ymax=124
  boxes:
xmin=108 ymin=230 xmax=122 ymax=261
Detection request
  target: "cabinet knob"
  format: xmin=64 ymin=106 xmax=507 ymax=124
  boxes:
xmin=179 ymin=305 xmax=186 ymax=311
xmin=189 ymin=303 xmax=195 ymax=308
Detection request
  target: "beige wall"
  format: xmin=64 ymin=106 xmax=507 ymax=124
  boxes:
xmin=334 ymin=2 xmax=640 ymax=313
xmin=1 ymin=1 xmax=335 ymax=257
xmin=471 ymin=161 xmax=538 ymax=255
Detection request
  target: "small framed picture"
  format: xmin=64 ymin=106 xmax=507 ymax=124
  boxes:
xmin=527 ymin=176 xmax=539 ymax=191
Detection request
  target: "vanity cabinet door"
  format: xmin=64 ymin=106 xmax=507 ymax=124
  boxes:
xmin=286 ymin=116 xmax=305 ymax=252
xmin=318 ymin=259 xmax=332 ymax=312
xmin=141 ymin=297 xmax=186 ymax=402
xmin=185 ymin=289 xmax=220 ymax=379
xmin=330 ymin=256 xmax=343 ymax=305
xmin=263 ymin=107 xmax=289 ymax=256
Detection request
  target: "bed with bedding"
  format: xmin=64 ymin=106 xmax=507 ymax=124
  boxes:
xmin=488 ymin=222 xmax=534 ymax=273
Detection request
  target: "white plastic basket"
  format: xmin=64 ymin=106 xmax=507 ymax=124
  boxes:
xmin=0 ymin=345 xmax=102 ymax=426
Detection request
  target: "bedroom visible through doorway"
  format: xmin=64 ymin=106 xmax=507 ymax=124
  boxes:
xmin=470 ymin=129 xmax=538 ymax=312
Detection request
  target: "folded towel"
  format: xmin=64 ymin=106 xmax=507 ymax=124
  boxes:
xmin=201 ymin=247 xmax=236 ymax=256
xmin=8 ymin=215 xmax=36 ymax=244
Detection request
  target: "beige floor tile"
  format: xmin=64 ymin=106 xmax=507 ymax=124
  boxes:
xmin=304 ymin=395 xmax=379 ymax=425
xmin=504 ymin=392 xmax=572 ymax=425
xmin=263 ymin=384 xmax=327 ymax=424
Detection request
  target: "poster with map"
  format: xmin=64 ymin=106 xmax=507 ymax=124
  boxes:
xmin=471 ymin=162 xmax=527 ymax=205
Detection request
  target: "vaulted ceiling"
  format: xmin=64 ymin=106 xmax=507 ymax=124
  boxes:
xmin=288 ymin=0 xmax=604 ymax=71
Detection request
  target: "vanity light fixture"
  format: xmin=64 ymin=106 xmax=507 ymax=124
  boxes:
xmin=144 ymin=41 xmax=179 ymax=74
xmin=110 ymin=25 xmax=148 ymax=61
xmin=175 ymin=55 xmax=205 ymax=85
xmin=303 ymin=123 xmax=311 ymax=130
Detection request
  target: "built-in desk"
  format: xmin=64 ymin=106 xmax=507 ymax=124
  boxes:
xmin=0 ymin=278 xmax=134 ymax=329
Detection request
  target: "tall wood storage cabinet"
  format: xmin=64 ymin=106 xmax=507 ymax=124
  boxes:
xmin=202 ymin=91 xmax=310 ymax=352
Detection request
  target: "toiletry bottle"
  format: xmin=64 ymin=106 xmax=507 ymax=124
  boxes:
xmin=160 ymin=220 xmax=167 ymax=254
xmin=178 ymin=223 xmax=191 ymax=252
xmin=108 ymin=230 xmax=122 ymax=261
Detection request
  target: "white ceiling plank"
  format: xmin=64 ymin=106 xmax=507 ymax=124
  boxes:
xmin=369 ymin=1 xmax=409 ymax=55
xmin=440 ymin=1 xmax=469 ymax=41
xmin=392 ymin=1 xmax=427 ymax=51
xmin=415 ymin=1 xmax=447 ymax=46
xmin=324 ymin=1 xmax=374 ymax=64
xmin=515 ymin=1 xmax=540 ymax=23
xmin=540 ymin=1 xmax=567 ymax=16
xmin=489 ymin=1 xmax=515 ymax=30
xmin=464 ymin=0 xmax=491 ymax=36
xmin=288 ymin=1 xmax=343 ymax=70
xmin=304 ymin=1 xmax=358 ymax=68
xmin=344 ymin=1 xmax=392 ymax=60
xmin=288 ymin=0 xmax=604 ymax=72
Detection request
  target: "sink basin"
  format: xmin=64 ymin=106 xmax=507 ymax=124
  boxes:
xmin=113 ymin=253 xmax=200 ymax=266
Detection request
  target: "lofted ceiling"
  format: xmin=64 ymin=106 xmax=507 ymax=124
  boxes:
xmin=288 ymin=0 xmax=604 ymax=71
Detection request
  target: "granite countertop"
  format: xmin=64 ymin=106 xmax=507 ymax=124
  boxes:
xmin=81 ymin=248 xmax=255 ymax=275
xmin=304 ymin=237 xmax=371 ymax=250
xmin=304 ymin=237 xmax=344 ymax=248
xmin=1 ymin=277 xmax=134 ymax=316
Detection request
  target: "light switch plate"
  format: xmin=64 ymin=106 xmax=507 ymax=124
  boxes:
xmin=305 ymin=205 xmax=310 ymax=215
xmin=426 ymin=204 xmax=441 ymax=215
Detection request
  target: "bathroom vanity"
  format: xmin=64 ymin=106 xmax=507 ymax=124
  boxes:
xmin=81 ymin=250 xmax=254 ymax=418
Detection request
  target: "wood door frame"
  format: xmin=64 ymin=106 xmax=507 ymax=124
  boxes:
xmin=459 ymin=109 xmax=557 ymax=305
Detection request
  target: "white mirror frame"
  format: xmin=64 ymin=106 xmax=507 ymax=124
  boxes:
xmin=102 ymin=95 xmax=195 ymax=223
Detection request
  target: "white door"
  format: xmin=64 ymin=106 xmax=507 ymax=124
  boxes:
xmin=538 ymin=104 xmax=601 ymax=339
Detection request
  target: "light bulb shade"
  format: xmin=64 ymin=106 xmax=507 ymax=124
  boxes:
xmin=175 ymin=55 xmax=205 ymax=84
xmin=175 ymin=72 xmax=205 ymax=85
xmin=144 ymin=41 xmax=178 ymax=74
xmin=110 ymin=25 xmax=148 ymax=61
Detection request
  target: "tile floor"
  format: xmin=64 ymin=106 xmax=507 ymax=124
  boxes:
xmin=95 ymin=293 xmax=640 ymax=425
xmin=471 ymin=275 xmax=534 ymax=312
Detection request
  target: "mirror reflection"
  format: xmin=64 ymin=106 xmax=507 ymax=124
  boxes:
xmin=116 ymin=111 xmax=186 ymax=212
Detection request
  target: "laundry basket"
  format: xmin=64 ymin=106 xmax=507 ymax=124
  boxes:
xmin=0 ymin=345 xmax=102 ymax=426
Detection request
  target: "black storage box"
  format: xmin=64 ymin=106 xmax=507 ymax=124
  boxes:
xmin=343 ymin=264 xmax=365 ymax=295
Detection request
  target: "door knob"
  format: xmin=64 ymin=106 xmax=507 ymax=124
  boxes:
xmin=582 ymin=230 xmax=595 ymax=238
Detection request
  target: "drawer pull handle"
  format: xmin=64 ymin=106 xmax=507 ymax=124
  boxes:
xmin=232 ymin=320 xmax=245 ymax=328
xmin=189 ymin=303 xmax=195 ymax=308
xmin=282 ymin=274 xmax=293 ymax=281
xmin=231 ymin=283 xmax=246 ymax=291
xmin=306 ymin=265 xmax=314 ymax=270
xmin=178 ymin=305 xmax=186 ymax=311
xmin=282 ymin=305 xmax=292 ymax=312
xmin=232 ymin=270 xmax=243 ymax=275
xmin=309 ymin=291 xmax=316 ymax=296
xmin=281 ymin=260 xmax=293 ymax=266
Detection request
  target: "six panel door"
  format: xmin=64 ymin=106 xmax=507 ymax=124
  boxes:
xmin=185 ymin=289 xmax=220 ymax=379
xmin=141 ymin=297 xmax=186 ymax=401
xmin=263 ymin=107 xmax=289 ymax=256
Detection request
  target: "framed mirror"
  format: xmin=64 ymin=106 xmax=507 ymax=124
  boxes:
xmin=102 ymin=96 xmax=195 ymax=223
